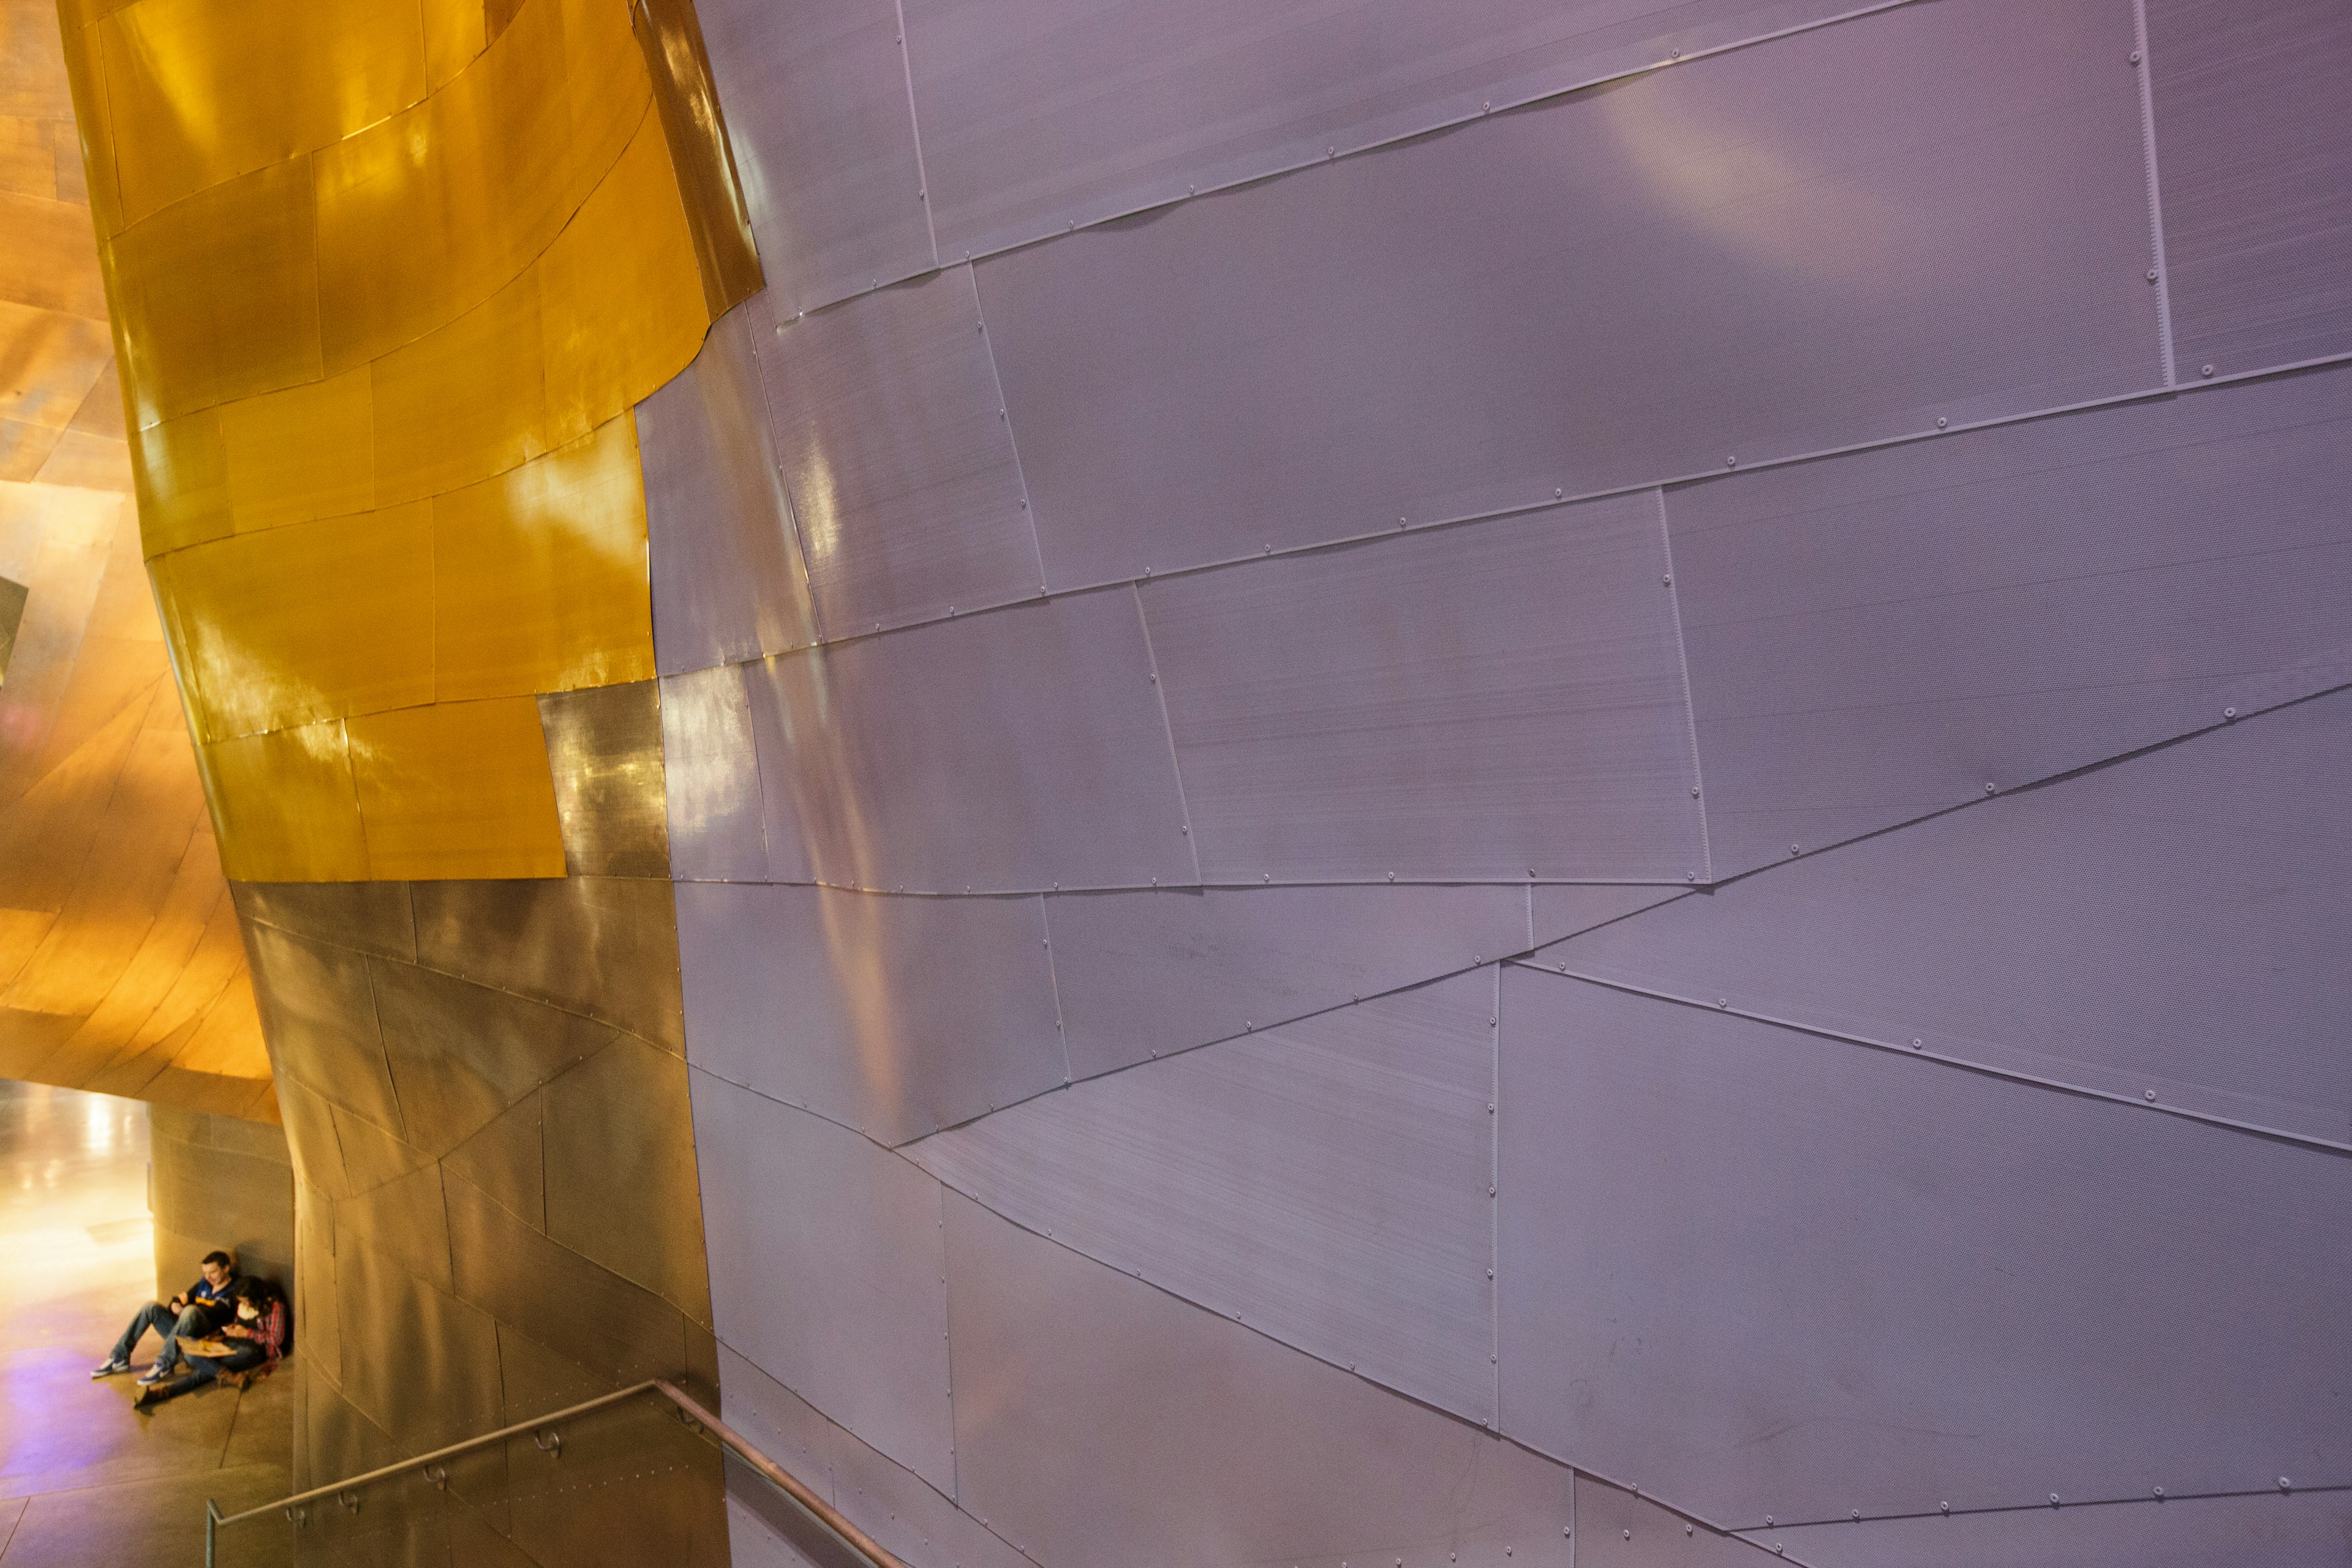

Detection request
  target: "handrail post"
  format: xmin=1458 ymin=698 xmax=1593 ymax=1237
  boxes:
xmin=204 ymin=1498 xmax=219 ymax=1567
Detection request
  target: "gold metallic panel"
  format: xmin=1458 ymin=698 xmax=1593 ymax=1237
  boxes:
xmin=94 ymin=0 xmax=425 ymax=227
xmin=432 ymin=415 xmax=655 ymax=701
xmin=242 ymin=919 xmax=404 ymax=1136
xmin=372 ymin=959 xmax=615 ymax=1157
xmin=154 ymin=500 xmax=433 ymax=741
xmin=126 ymin=403 xmax=228 ymax=554
xmin=50 ymin=9 xmax=122 ymax=238
xmin=294 ymin=1178 xmax=341 ymax=1383
xmin=418 ymin=0 xmax=486 ymax=91
xmin=198 ymin=719 xmax=370 ymax=883
xmin=370 ymin=268 xmax=548 ymax=507
xmin=106 ymin=154 xmax=322 ymax=424
xmin=231 ymin=878 xmax=417 ymax=962
xmin=540 ymin=108 xmax=706 ymax=449
xmin=633 ymin=0 xmax=763 ymax=317
xmin=335 ymin=1161 xmax=454 ymax=1293
xmin=330 ymin=1098 xmax=433 ymax=1193
xmin=273 ymin=1074 xmax=352 ymax=1202
xmin=347 ymin=698 xmax=568 ymax=881
xmin=218 ymin=363 xmax=372 ymax=531
xmin=335 ymin=1231 xmax=503 ymax=1451
xmin=543 ymin=1035 xmax=710 ymax=1324
xmin=443 ymin=1088 xmax=546 ymax=1229
xmin=0 ymin=189 xmax=106 ymax=317
xmin=410 ymin=875 xmax=684 ymax=1049
xmin=0 ymin=297 xmax=111 ymax=429
xmin=538 ymin=680 xmax=671 ymax=878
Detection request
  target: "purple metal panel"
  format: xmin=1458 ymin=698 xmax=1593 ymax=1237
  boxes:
xmin=688 ymin=1069 xmax=956 ymax=1494
xmin=1553 ymin=690 xmax=2352 ymax=1144
xmin=2149 ymin=0 xmax=2352 ymax=377
xmin=1530 ymin=884 xmax=1688 ymax=946
xmin=1144 ymin=494 xmax=1703 ymax=883
xmin=1494 ymin=965 xmax=2352 ymax=1526
xmin=1045 ymin=883 xmax=1528 ymax=1080
xmin=696 ymin=0 xmax=933 ymax=317
xmin=1574 ymin=1479 xmax=1782 ymax=1568
xmin=1751 ymin=1490 xmax=2352 ymax=1568
xmin=659 ymin=665 xmax=771 ymax=883
xmin=676 ymin=882 xmax=1064 ymax=1145
xmin=638 ymin=300 xmax=817 ymax=677
xmin=755 ymin=270 xmax=1039 ymax=636
xmin=910 ymin=971 xmax=1497 ymax=1422
xmin=903 ymin=0 xmax=1860 ymax=263
xmin=740 ymin=590 xmax=1194 ymax=892
xmin=1670 ymin=365 xmax=2352 ymax=875
xmin=943 ymin=1188 xmax=1575 ymax=1566
xmin=978 ymin=0 xmax=2161 ymax=589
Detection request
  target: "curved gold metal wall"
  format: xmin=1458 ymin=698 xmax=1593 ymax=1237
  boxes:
xmin=55 ymin=0 xmax=759 ymax=1551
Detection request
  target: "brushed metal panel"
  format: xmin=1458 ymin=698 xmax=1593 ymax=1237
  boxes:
xmin=1755 ymin=1490 xmax=2352 ymax=1568
xmin=658 ymin=663 xmax=771 ymax=883
xmin=346 ymin=696 xmax=568 ymax=883
xmin=411 ymin=876 xmax=685 ymax=1051
xmin=1574 ymin=1477 xmax=1772 ymax=1568
xmin=334 ymin=1161 xmax=454 ymax=1294
xmin=538 ymin=680 xmax=672 ymax=880
xmin=1529 ymin=884 xmax=1686 ymax=946
xmin=695 ymin=0 xmax=932 ymax=317
xmin=744 ymin=590 xmax=1192 ymax=892
xmin=231 ymin=880 xmax=417 ymax=962
xmin=905 ymin=0 xmax=1858 ymax=262
xmin=633 ymin=0 xmax=764 ymax=319
xmin=1047 ymin=882 xmax=1528 ymax=1079
xmin=243 ymin=920 xmax=404 ymax=1138
xmin=1144 ymin=494 xmax=1702 ymax=883
xmin=1494 ymin=965 xmax=2352 ymax=1525
xmin=371 ymin=959 xmax=615 ymax=1159
xmin=689 ymin=1069 xmax=955 ymax=1493
xmin=946 ymin=1188 xmax=1576 ymax=1565
xmin=758 ymin=267 xmax=1036 ymax=636
xmin=543 ymin=1035 xmax=711 ymax=1324
xmin=676 ymin=881 xmax=1063 ymax=1144
xmin=334 ymin=1231 xmax=502 ymax=1453
xmin=979 ymin=0 xmax=2161 ymax=587
xmin=637 ymin=300 xmax=816 ymax=677
xmin=1558 ymin=691 xmax=2352 ymax=1142
xmin=1670 ymin=364 xmax=2352 ymax=875
xmin=912 ymin=971 xmax=1497 ymax=1421
xmin=2149 ymin=0 xmax=2352 ymax=377
xmin=442 ymin=1088 xmax=545 ymax=1233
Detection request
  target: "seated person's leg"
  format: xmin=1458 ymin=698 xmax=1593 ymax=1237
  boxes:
xmin=97 ymin=1302 xmax=171 ymax=1375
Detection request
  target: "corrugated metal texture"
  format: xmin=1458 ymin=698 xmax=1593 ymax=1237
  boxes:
xmin=636 ymin=300 xmax=816 ymax=677
xmin=689 ymin=1069 xmax=956 ymax=1495
xmin=1494 ymin=965 xmax=2352 ymax=1526
xmin=658 ymin=663 xmax=770 ymax=883
xmin=756 ymin=268 xmax=1038 ymax=636
xmin=1670 ymin=365 xmax=2352 ymax=875
xmin=742 ymin=590 xmax=1193 ymax=892
xmin=1751 ymin=1490 xmax=2352 ymax=1568
xmin=2149 ymin=0 xmax=2352 ymax=377
xmin=695 ymin=0 xmax=932 ymax=317
xmin=903 ymin=0 xmax=1858 ymax=262
xmin=944 ymin=1188 xmax=1577 ymax=1566
xmin=676 ymin=881 xmax=1064 ymax=1145
xmin=978 ymin=0 xmax=2161 ymax=589
xmin=1145 ymin=494 xmax=1703 ymax=883
xmin=911 ymin=971 xmax=1497 ymax=1422
xmin=1558 ymin=681 xmax=2352 ymax=1144
xmin=1046 ymin=883 xmax=1528 ymax=1080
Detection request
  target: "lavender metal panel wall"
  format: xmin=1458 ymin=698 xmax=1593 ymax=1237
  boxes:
xmin=1558 ymin=687 xmax=2352 ymax=1144
xmin=677 ymin=881 xmax=1065 ymax=1144
xmin=943 ymin=1188 xmax=1577 ymax=1567
xmin=1045 ymin=882 xmax=1528 ymax=1080
xmin=1574 ymin=1478 xmax=1781 ymax=1568
xmin=1752 ymin=1489 xmax=2352 ymax=1568
xmin=910 ymin=972 xmax=1497 ymax=1421
xmin=1144 ymin=494 xmax=1704 ymax=883
xmin=1671 ymin=366 xmax=2352 ymax=875
xmin=900 ymin=0 xmax=1860 ymax=261
xmin=755 ymin=269 xmax=1040 ymax=636
xmin=1529 ymin=884 xmax=1687 ymax=946
xmin=978 ymin=0 xmax=2162 ymax=589
xmin=695 ymin=0 xmax=934 ymax=316
xmin=2149 ymin=0 xmax=2352 ymax=377
xmin=658 ymin=665 xmax=770 ymax=883
xmin=1494 ymin=965 xmax=2352 ymax=1526
xmin=688 ymin=1071 xmax=956 ymax=1494
xmin=637 ymin=301 xmax=816 ymax=676
xmin=741 ymin=590 xmax=1194 ymax=893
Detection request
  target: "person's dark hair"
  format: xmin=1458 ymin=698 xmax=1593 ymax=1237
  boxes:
xmin=235 ymin=1276 xmax=282 ymax=1306
xmin=200 ymin=1250 xmax=235 ymax=1270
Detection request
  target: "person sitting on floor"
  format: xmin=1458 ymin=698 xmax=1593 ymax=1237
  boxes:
xmin=91 ymin=1250 xmax=238 ymax=1384
xmin=134 ymin=1276 xmax=287 ymax=1410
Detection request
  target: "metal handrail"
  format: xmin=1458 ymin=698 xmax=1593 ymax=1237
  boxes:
xmin=205 ymin=1376 xmax=908 ymax=1568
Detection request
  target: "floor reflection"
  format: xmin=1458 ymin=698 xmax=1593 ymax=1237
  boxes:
xmin=0 ymin=1078 xmax=291 ymax=1565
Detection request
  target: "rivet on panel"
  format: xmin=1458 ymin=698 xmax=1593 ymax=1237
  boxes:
xmin=1717 ymin=998 xmax=1728 ymax=1009
xmin=1687 ymin=872 xmax=1697 ymax=881
xmin=1686 ymin=1525 xmax=1694 ymax=1536
xmin=1388 ymin=871 xmax=1396 ymax=881
xmin=1662 ymin=575 xmax=1672 ymax=586
xmin=2147 ymin=269 xmax=2160 ymax=282
xmin=2152 ymin=1487 xmax=2165 ymax=1499
xmin=1188 ymin=185 xmax=1196 ymax=195
xmin=2224 ymin=706 xmax=2236 ymax=720
xmin=1790 ymin=844 xmax=1801 ymax=856
xmin=1554 ymin=487 xmax=1564 ymax=498
xmin=2129 ymin=48 xmax=2142 ymax=62
xmin=1913 ymin=1038 xmax=1923 ymax=1049
xmin=1985 ymin=782 xmax=1996 ymax=794
xmin=1936 ymin=417 xmax=1948 ymax=429
xmin=2201 ymin=364 xmax=2216 ymax=377
xmin=1483 ymin=101 xmax=1492 ymax=113
xmin=2280 ymin=1477 xmax=2293 ymax=1493
xmin=2050 ymin=1494 xmax=2061 ymax=1507
xmin=1692 ymin=787 xmax=1702 ymax=797
xmin=1726 ymin=456 xmax=1738 ymax=467
xmin=1852 ymin=1511 xmax=1861 ymax=1522
xmin=1941 ymin=1501 xmax=1950 ymax=1514
xmin=2145 ymin=1088 xmax=2157 ymax=1101
xmin=1180 ymin=826 xmax=1189 ymax=834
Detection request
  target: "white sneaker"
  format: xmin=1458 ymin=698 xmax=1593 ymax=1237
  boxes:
xmin=91 ymin=1358 xmax=130 ymax=1378
xmin=135 ymin=1365 xmax=174 ymax=1386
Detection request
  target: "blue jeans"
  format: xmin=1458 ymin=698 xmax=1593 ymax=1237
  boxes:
xmin=148 ymin=1344 xmax=265 ymax=1403
xmin=110 ymin=1301 xmax=213 ymax=1370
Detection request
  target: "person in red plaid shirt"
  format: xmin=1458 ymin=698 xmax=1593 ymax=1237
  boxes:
xmin=134 ymin=1278 xmax=287 ymax=1411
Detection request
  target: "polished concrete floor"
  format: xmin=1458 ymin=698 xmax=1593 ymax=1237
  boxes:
xmin=0 ymin=1078 xmax=291 ymax=1565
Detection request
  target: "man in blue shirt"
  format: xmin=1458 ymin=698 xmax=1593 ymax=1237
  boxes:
xmin=92 ymin=1250 xmax=238 ymax=1384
